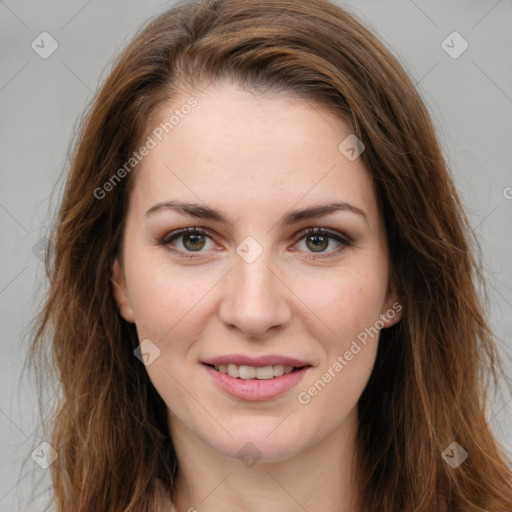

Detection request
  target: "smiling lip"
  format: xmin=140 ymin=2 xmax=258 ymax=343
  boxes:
xmin=202 ymin=354 xmax=310 ymax=367
xmin=202 ymin=354 xmax=312 ymax=401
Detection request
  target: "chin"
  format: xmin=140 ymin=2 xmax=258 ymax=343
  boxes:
xmin=204 ymin=414 xmax=321 ymax=463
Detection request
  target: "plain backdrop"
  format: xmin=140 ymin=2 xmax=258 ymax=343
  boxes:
xmin=1 ymin=0 xmax=511 ymax=510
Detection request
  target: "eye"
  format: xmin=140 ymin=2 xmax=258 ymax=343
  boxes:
xmin=156 ymin=226 xmax=352 ymax=260
xmin=158 ymin=227 xmax=218 ymax=256
xmin=292 ymin=227 xmax=351 ymax=258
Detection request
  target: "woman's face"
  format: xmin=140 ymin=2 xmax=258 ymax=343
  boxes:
xmin=112 ymin=82 xmax=401 ymax=462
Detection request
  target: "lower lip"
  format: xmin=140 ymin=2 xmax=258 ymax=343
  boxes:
xmin=203 ymin=364 xmax=309 ymax=401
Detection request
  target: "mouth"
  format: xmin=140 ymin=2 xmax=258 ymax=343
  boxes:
xmin=205 ymin=363 xmax=307 ymax=380
xmin=201 ymin=355 xmax=312 ymax=401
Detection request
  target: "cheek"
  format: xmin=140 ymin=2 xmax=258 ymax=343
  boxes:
xmin=124 ymin=247 xmax=219 ymax=341
xmin=126 ymin=244 xmax=388 ymax=357
xmin=125 ymin=259 xmax=219 ymax=412
xmin=291 ymin=267 xmax=386 ymax=411
xmin=293 ymin=265 xmax=388 ymax=346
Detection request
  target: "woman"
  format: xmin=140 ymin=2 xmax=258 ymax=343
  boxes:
xmin=30 ymin=0 xmax=512 ymax=510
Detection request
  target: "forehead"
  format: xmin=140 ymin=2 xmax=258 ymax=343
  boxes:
xmin=130 ymin=83 xmax=378 ymax=223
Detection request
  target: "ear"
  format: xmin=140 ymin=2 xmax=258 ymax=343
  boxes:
xmin=380 ymin=287 xmax=403 ymax=329
xmin=111 ymin=258 xmax=135 ymax=323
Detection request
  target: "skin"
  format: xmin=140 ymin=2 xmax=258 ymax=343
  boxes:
xmin=111 ymin=81 xmax=402 ymax=512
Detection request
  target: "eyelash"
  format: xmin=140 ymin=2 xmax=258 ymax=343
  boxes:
xmin=157 ymin=226 xmax=352 ymax=260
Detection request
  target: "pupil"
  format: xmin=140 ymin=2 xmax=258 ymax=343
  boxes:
xmin=184 ymin=234 xmax=205 ymax=251
xmin=307 ymin=235 xmax=328 ymax=252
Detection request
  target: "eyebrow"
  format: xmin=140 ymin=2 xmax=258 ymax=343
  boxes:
xmin=145 ymin=200 xmax=368 ymax=226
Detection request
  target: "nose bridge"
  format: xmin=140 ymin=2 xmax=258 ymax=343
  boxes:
xmin=219 ymin=239 xmax=291 ymax=337
xmin=236 ymin=251 xmax=275 ymax=300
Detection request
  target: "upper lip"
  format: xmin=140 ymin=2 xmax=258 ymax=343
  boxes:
xmin=202 ymin=354 xmax=311 ymax=367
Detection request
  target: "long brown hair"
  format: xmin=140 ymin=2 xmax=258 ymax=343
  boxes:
xmin=29 ymin=0 xmax=512 ymax=510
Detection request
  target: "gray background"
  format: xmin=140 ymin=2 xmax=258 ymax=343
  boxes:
xmin=1 ymin=0 xmax=511 ymax=510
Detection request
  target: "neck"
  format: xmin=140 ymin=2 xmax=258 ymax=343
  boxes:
xmin=169 ymin=408 xmax=359 ymax=512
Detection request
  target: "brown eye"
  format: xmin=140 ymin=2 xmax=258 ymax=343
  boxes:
xmin=182 ymin=233 xmax=207 ymax=251
xmin=293 ymin=227 xmax=352 ymax=259
xmin=306 ymin=234 xmax=329 ymax=252
xmin=160 ymin=227 xmax=217 ymax=255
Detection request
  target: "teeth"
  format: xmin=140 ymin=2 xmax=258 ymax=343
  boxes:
xmin=227 ymin=364 xmax=239 ymax=378
xmin=239 ymin=365 xmax=256 ymax=379
xmin=273 ymin=365 xmax=284 ymax=377
xmin=214 ymin=363 xmax=298 ymax=379
xmin=255 ymin=366 xmax=274 ymax=380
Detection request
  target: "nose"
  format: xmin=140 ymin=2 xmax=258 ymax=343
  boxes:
xmin=218 ymin=249 xmax=292 ymax=339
